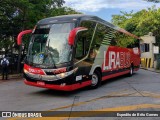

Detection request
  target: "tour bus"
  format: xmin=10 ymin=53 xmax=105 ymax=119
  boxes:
xmin=17 ymin=15 xmax=140 ymax=91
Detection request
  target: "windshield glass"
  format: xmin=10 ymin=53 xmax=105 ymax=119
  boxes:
xmin=27 ymin=23 xmax=74 ymax=67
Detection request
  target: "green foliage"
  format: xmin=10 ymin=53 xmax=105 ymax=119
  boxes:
xmin=143 ymin=0 xmax=160 ymax=3
xmin=115 ymin=33 xmax=136 ymax=48
xmin=112 ymin=6 xmax=160 ymax=47
xmin=49 ymin=7 xmax=82 ymax=16
xmin=0 ymin=0 xmax=80 ymax=53
xmin=156 ymin=61 xmax=160 ymax=70
xmin=156 ymin=54 xmax=160 ymax=70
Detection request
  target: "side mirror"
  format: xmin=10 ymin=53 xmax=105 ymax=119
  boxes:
xmin=17 ymin=30 xmax=32 ymax=45
xmin=68 ymin=27 xmax=88 ymax=46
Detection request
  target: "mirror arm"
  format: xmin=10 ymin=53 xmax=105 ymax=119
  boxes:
xmin=17 ymin=30 xmax=32 ymax=45
xmin=68 ymin=27 xmax=88 ymax=46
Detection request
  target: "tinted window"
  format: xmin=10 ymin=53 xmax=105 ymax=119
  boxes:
xmin=112 ymin=31 xmax=137 ymax=48
xmin=75 ymin=21 xmax=96 ymax=60
xmin=90 ymin=23 xmax=137 ymax=49
xmin=140 ymin=43 xmax=149 ymax=52
xmin=92 ymin=23 xmax=116 ymax=48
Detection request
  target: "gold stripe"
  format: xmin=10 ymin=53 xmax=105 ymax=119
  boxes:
xmin=7 ymin=90 xmax=160 ymax=120
xmin=8 ymin=104 xmax=160 ymax=120
xmin=143 ymin=58 xmax=145 ymax=68
xmin=150 ymin=58 xmax=153 ymax=68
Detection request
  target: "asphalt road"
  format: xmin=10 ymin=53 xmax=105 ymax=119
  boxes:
xmin=0 ymin=69 xmax=160 ymax=120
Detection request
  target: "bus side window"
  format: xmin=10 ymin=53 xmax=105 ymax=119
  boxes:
xmin=93 ymin=23 xmax=115 ymax=47
xmin=80 ymin=21 xmax=96 ymax=54
xmin=75 ymin=32 xmax=86 ymax=59
xmin=113 ymin=32 xmax=137 ymax=48
xmin=75 ymin=21 xmax=96 ymax=60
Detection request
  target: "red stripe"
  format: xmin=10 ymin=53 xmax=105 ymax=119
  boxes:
xmin=102 ymin=70 xmax=130 ymax=81
xmin=24 ymin=80 xmax=91 ymax=91
xmin=24 ymin=64 xmax=45 ymax=75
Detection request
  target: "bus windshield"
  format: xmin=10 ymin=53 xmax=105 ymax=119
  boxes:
xmin=27 ymin=23 xmax=74 ymax=68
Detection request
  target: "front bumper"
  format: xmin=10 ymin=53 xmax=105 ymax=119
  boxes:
xmin=24 ymin=79 xmax=91 ymax=91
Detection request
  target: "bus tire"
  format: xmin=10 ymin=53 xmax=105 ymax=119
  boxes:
xmin=128 ymin=65 xmax=133 ymax=77
xmin=90 ymin=70 xmax=101 ymax=89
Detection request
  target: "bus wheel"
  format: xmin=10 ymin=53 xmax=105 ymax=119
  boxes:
xmin=91 ymin=70 xmax=101 ymax=89
xmin=128 ymin=65 xmax=133 ymax=76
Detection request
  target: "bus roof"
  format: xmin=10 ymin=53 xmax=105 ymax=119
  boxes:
xmin=37 ymin=14 xmax=139 ymax=39
xmin=37 ymin=14 xmax=116 ymax=28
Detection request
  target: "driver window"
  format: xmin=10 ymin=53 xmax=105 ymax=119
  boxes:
xmin=75 ymin=31 xmax=87 ymax=59
xmin=75 ymin=21 xmax=96 ymax=60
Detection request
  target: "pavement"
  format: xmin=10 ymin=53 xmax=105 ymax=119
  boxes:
xmin=0 ymin=69 xmax=160 ymax=120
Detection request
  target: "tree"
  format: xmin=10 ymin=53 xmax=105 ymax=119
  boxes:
xmin=112 ymin=6 xmax=160 ymax=68
xmin=143 ymin=0 xmax=160 ymax=3
xmin=0 ymin=0 xmax=81 ymax=73
xmin=112 ymin=6 xmax=160 ymax=39
xmin=0 ymin=0 xmax=80 ymax=52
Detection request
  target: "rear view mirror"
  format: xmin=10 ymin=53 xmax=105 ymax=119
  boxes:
xmin=17 ymin=30 xmax=32 ymax=45
xmin=68 ymin=27 xmax=88 ymax=46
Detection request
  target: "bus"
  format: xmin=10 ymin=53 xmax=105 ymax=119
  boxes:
xmin=17 ymin=15 xmax=140 ymax=91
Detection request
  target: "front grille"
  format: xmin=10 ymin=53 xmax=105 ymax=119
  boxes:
xmin=45 ymin=72 xmax=55 ymax=75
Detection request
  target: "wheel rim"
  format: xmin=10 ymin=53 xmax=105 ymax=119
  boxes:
xmin=91 ymin=74 xmax=98 ymax=86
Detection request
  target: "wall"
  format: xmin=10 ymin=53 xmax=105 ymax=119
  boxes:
xmin=140 ymin=35 xmax=155 ymax=59
xmin=140 ymin=34 xmax=156 ymax=68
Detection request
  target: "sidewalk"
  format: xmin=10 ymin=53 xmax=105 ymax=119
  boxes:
xmin=141 ymin=67 xmax=160 ymax=73
xmin=0 ymin=73 xmax=23 ymax=80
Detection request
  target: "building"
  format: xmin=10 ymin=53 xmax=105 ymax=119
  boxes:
xmin=140 ymin=32 xmax=159 ymax=68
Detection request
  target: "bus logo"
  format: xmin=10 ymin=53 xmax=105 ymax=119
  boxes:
xmin=103 ymin=51 xmax=130 ymax=70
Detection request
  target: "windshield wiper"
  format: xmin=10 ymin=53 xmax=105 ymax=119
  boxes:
xmin=44 ymin=39 xmax=56 ymax=68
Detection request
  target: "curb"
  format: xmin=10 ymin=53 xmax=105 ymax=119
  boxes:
xmin=140 ymin=68 xmax=160 ymax=73
xmin=0 ymin=74 xmax=23 ymax=80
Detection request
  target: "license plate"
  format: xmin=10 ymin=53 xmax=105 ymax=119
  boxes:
xmin=37 ymin=81 xmax=45 ymax=86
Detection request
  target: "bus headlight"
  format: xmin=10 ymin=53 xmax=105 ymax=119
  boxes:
xmin=56 ymin=68 xmax=78 ymax=79
xmin=56 ymin=73 xmax=66 ymax=79
xmin=24 ymin=69 xmax=28 ymax=73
